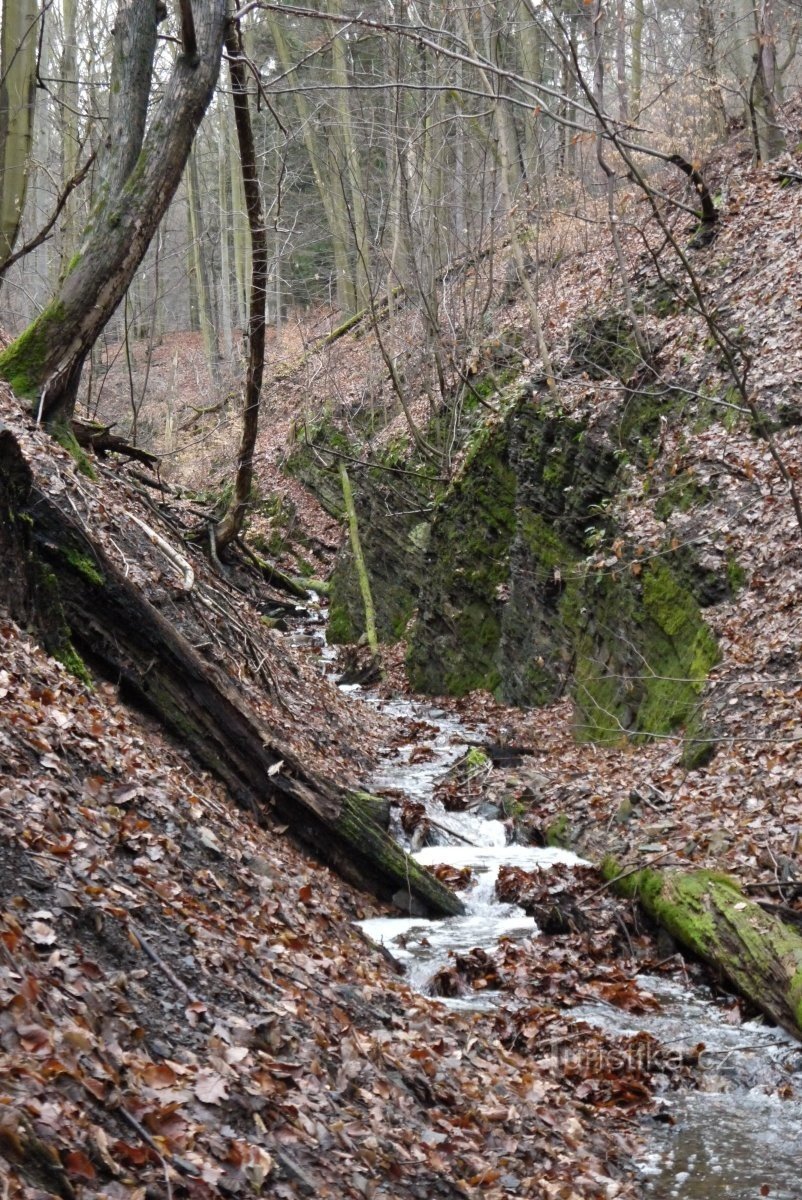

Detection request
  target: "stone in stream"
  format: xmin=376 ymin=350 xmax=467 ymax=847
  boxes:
xmin=391 ymin=889 xmax=429 ymax=917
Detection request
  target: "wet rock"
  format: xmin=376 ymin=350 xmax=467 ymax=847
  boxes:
xmin=391 ymin=889 xmax=428 ymax=917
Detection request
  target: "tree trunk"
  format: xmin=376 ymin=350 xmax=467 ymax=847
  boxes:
xmin=698 ymin=0 xmax=728 ymax=137
xmin=752 ymin=0 xmax=786 ymax=160
xmin=0 ymin=421 xmax=463 ymax=918
xmin=0 ymin=0 xmax=228 ymax=427
xmin=607 ymin=862 xmax=802 ymax=1040
xmin=187 ymin=145 xmax=221 ymax=383
xmin=0 ymin=0 xmax=39 ymax=275
xmin=214 ymin=18 xmax=268 ymax=550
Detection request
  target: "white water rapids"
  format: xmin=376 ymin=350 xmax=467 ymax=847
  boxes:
xmin=294 ymin=612 xmax=802 ymax=1197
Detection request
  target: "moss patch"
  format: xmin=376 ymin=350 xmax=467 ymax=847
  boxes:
xmin=55 ymin=641 xmax=93 ymax=687
xmin=63 ymin=547 xmax=104 ymax=587
xmin=568 ymin=312 xmax=642 ymax=384
xmin=0 ymin=302 xmax=65 ymax=401
xmin=565 ymin=558 xmax=719 ymax=752
xmin=53 ymin=426 xmax=97 ymax=480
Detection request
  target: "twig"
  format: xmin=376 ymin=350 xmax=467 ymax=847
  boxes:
xmin=117 ymin=1104 xmax=188 ymax=1185
xmin=129 ymin=920 xmax=204 ymax=1009
xmin=274 ymin=1149 xmax=321 ymax=1195
xmin=128 ymin=512 xmax=194 ymax=592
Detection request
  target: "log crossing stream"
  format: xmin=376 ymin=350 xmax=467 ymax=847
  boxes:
xmin=294 ymin=613 xmax=802 ymax=1198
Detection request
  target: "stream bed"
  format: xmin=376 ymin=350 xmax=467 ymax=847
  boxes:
xmin=299 ymin=619 xmax=802 ymax=1197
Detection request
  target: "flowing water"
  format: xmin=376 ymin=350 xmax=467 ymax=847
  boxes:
xmin=296 ymin=614 xmax=802 ymax=1197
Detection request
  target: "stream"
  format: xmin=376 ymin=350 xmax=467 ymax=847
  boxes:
xmin=295 ymin=614 xmax=802 ymax=1197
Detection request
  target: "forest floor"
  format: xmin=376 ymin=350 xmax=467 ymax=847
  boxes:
xmin=3 ymin=115 xmax=802 ymax=1198
xmin=0 ymin=383 xmax=683 ymax=1200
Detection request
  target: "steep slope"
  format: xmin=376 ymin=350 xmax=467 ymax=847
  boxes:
xmin=0 ymin=386 xmax=671 ymax=1198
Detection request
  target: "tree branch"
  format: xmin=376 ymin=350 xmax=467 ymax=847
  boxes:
xmin=178 ymin=0 xmax=200 ymax=66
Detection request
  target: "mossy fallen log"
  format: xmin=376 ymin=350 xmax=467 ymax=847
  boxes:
xmin=0 ymin=424 xmax=463 ymax=918
xmin=604 ymin=860 xmax=802 ymax=1039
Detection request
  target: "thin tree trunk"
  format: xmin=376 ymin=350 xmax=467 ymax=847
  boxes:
xmin=340 ymin=462 xmax=379 ymax=656
xmin=0 ymin=0 xmax=227 ymax=427
xmin=265 ymin=11 xmax=355 ymax=312
xmin=215 ymin=16 xmax=268 ymax=551
xmin=328 ymin=3 xmax=370 ymax=308
xmin=59 ymin=0 xmax=81 ymax=272
xmin=631 ymin=0 xmax=644 ymax=116
xmin=752 ymin=0 xmax=786 ymax=160
xmin=698 ymin=0 xmax=728 ymax=137
xmin=187 ymin=146 xmax=220 ymax=383
xmin=0 ymin=0 xmax=40 ymax=274
xmin=217 ymin=103 xmax=234 ymax=362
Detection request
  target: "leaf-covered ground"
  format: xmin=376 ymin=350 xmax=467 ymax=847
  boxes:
xmin=4 ymin=116 xmax=802 ymax=1200
xmin=0 ymin=389 xmax=679 ymax=1200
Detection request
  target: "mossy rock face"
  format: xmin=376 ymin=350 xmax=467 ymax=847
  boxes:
xmin=284 ymin=415 xmax=356 ymax=520
xmin=286 ymin=414 xmax=442 ymax=645
xmin=408 ymin=398 xmax=621 ymax=701
xmin=498 ymin=405 xmax=620 ymax=706
xmin=406 ymin=418 xmax=517 ymax=693
xmin=564 ymin=558 xmax=719 ymax=748
xmin=405 ymin=393 xmax=718 ymax=758
xmin=325 ymin=461 xmax=436 ymax=645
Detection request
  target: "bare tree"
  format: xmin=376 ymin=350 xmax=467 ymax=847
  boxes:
xmin=0 ymin=0 xmax=41 ymax=277
xmin=0 ymin=0 xmax=227 ymax=429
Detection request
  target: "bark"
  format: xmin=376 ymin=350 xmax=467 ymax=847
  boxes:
xmin=630 ymin=0 xmax=644 ymax=116
xmin=215 ymin=17 xmax=268 ymax=551
xmin=328 ymin=0 xmax=370 ymax=309
xmin=546 ymin=815 xmax=802 ymax=1039
xmin=698 ymin=0 xmax=728 ymax=137
xmin=752 ymin=0 xmax=786 ymax=160
xmin=0 ymin=422 xmax=461 ymax=918
xmin=608 ymin=862 xmax=802 ymax=1039
xmin=187 ymin=145 xmax=220 ymax=382
xmin=0 ymin=0 xmax=39 ymax=272
xmin=0 ymin=0 xmax=227 ymax=426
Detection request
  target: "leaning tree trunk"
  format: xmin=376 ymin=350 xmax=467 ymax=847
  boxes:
xmin=0 ymin=0 xmax=227 ymax=427
xmin=0 ymin=420 xmax=462 ymax=919
xmin=607 ymin=862 xmax=802 ymax=1039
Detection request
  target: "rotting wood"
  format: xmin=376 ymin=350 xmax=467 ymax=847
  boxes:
xmin=72 ymin=418 xmax=160 ymax=466
xmin=0 ymin=423 xmax=463 ymax=918
xmin=602 ymin=858 xmax=802 ymax=1039
xmin=545 ymin=808 xmax=802 ymax=1039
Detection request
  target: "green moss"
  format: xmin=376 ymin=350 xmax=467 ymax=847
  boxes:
xmin=565 ymin=557 xmax=719 ymax=750
xmin=55 ymin=641 xmax=93 ymax=687
xmin=327 ymin=592 xmax=357 ymax=644
xmin=654 ymin=472 xmax=710 ymax=521
xmin=63 ymin=547 xmax=104 ymax=587
xmin=617 ymin=386 xmax=685 ymax=461
xmin=545 ymin=814 xmax=571 ymax=848
xmin=568 ymin=312 xmax=641 ymax=384
xmin=0 ymin=301 xmax=65 ymax=400
xmin=336 ymin=793 xmax=464 ymax=916
xmin=53 ymin=426 xmax=97 ymax=480
xmin=465 ymin=746 xmax=490 ymax=770
xmin=726 ymin=556 xmax=746 ymax=593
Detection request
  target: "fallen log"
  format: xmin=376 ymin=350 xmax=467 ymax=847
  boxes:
xmin=604 ymin=860 xmax=802 ymax=1039
xmin=0 ymin=424 xmax=462 ymax=917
